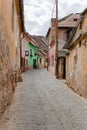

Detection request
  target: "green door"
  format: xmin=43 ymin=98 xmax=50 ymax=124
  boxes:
xmin=33 ymin=59 xmax=37 ymax=69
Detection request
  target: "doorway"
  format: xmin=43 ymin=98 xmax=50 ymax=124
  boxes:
xmin=33 ymin=59 xmax=37 ymax=69
xmin=58 ymin=57 xmax=66 ymax=79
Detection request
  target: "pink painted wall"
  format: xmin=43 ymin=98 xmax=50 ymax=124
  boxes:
xmin=49 ymin=44 xmax=56 ymax=74
xmin=22 ymin=38 xmax=28 ymax=60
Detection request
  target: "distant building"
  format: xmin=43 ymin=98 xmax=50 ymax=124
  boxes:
xmin=21 ymin=33 xmax=39 ymax=70
xmin=46 ymin=13 xmax=80 ymax=79
xmin=63 ymin=8 xmax=87 ymax=98
xmin=28 ymin=42 xmax=39 ymax=69
xmin=21 ymin=33 xmax=48 ymax=70
xmin=21 ymin=33 xmax=30 ymax=72
xmin=38 ymin=49 xmax=47 ymax=69
xmin=29 ymin=35 xmax=48 ymax=69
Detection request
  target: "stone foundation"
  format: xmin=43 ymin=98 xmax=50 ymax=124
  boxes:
xmin=0 ymin=68 xmax=23 ymax=115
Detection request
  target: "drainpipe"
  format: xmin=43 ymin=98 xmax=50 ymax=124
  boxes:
xmin=55 ymin=0 xmax=58 ymax=78
xmin=20 ymin=33 xmax=24 ymax=70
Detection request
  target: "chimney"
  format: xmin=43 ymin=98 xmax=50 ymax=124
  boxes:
xmin=51 ymin=18 xmax=58 ymax=28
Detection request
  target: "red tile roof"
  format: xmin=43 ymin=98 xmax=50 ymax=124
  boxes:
xmin=29 ymin=35 xmax=48 ymax=55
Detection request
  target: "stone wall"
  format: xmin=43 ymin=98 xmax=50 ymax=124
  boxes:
xmin=66 ymin=40 xmax=87 ymax=98
xmin=0 ymin=27 xmax=12 ymax=114
xmin=66 ymin=11 xmax=87 ymax=98
xmin=0 ymin=0 xmax=23 ymax=115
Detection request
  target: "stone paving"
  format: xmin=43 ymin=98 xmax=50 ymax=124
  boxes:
xmin=0 ymin=69 xmax=87 ymax=130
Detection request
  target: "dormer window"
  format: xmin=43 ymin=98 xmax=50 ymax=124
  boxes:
xmin=73 ymin=18 xmax=78 ymax=21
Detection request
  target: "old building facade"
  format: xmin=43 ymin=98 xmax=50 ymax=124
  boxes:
xmin=28 ymin=42 xmax=39 ymax=69
xmin=0 ymin=0 xmax=24 ymax=114
xmin=29 ymin=35 xmax=48 ymax=69
xmin=21 ymin=33 xmax=40 ymax=70
xmin=47 ymin=14 xmax=80 ymax=79
xmin=64 ymin=8 xmax=87 ymax=98
xmin=21 ymin=33 xmax=48 ymax=70
xmin=21 ymin=33 xmax=29 ymax=72
xmin=38 ymin=49 xmax=47 ymax=69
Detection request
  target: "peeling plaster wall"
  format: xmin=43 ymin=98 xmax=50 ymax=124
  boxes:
xmin=0 ymin=0 xmax=22 ymax=114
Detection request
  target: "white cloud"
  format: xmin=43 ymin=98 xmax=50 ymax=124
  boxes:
xmin=58 ymin=0 xmax=87 ymax=18
xmin=24 ymin=0 xmax=87 ymax=35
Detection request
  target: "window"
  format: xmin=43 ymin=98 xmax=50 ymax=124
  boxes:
xmin=40 ymin=58 xmax=42 ymax=64
xmin=74 ymin=55 xmax=77 ymax=69
xmin=51 ymin=55 xmax=54 ymax=66
xmin=79 ymin=41 xmax=82 ymax=47
xmin=73 ymin=18 xmax=78 ymax=21
xmin=30 ymin=49 xmax=32 ymax=57
xmin=34 ymin=49 xmax=38 ymax=56
xmin=79 ymin=22 xmax=82 ymax=29
xmin=25 ymin=51 xmax=29 ymax=56
xmin=12 ymin=1 xmax=14 ymax=32
xmin=34 ymin=49 xmax=36 ymax=55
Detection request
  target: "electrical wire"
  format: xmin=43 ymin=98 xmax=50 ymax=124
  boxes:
xmin=45 ymin=0 xmax=56 ymax=35
xmin=51 ymin=0 xmax=56 ymax=18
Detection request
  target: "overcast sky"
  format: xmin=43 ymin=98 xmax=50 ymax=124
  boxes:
xmin=24 ymin=0 xmax=87 ymax=36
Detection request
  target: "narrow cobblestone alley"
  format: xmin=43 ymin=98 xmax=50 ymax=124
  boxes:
xmin=0 ymin=69 xmax=87 ymax=130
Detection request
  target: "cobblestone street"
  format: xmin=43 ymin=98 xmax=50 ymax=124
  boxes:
xmin=0 ymin=69 xmax=87 ymax=130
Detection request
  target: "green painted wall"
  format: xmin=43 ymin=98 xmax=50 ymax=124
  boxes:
xmin=28 ymin=42 xmax=39 ymax=68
